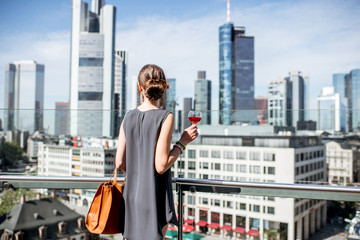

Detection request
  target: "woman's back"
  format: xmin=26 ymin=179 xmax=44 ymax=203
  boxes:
xmin=122 ymin=108 xmax=177 ymax=240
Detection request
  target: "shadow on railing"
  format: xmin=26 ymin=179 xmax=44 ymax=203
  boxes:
xmin=1 ymin=175 xmax=359 ymax=239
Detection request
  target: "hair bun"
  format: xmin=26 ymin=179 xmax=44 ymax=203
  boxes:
xmin=144 ymin=78 xmax=167 ymax=101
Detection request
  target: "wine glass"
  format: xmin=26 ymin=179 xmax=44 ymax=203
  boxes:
xmin=188 ymin=111 xmax=202 ymax=125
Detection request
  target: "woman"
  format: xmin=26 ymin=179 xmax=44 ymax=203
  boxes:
xmin=115 ymin=64 xmax=198 ymax=240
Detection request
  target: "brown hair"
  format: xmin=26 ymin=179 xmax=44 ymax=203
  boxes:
xmin=138 ymin=64 xmax=167 ymax=105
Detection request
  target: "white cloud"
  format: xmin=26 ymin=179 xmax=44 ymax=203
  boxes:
xmin=1 ymin=0 xmax=359 ymax=127
xmin=117 ymin=0 xmax=360 ymax=110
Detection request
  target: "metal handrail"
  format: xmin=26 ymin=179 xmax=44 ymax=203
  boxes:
xmin=1 ymin=175 xmax=359 ymax=201
xmin=1 ymin=175 xmax=359 ymax=240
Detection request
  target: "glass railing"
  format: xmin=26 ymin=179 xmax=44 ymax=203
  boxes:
xmin=0 ymin=176 xmax=359 ymax=239
xmin=0 ymin=108 xmax=359 ymax=239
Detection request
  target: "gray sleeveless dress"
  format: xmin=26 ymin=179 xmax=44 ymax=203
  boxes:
xmin=122 ymin=108 xmax=178 ymax=240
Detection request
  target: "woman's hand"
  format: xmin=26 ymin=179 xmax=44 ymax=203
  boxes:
xmin=179 ymin=124 xmax=199 ymax=146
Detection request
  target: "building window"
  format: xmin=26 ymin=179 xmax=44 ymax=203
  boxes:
xmin=188 ymin=150 xmax=196 ymax=159
xmin=253 ymin=166 xmax=261 ymax=174
xmin=214 ymin=163 xmax=221 ymax=170
xmin=224 ymin=164 xmax=233 ymax=172
xmin=188 ymin=196 xmax=195 ymax=205
xmin=268 ymin=167 xmax=276 ymax=175
xmin=224 ymin=151 xmax=234 ymax=159
xmin=236 ymin=151 xmax=247 ymax=160
xmin=188 ymin=161 xmax=195 ymax=170
xmin=226 ymin=201 xmax=233 ymax=209
xmin=253 ymin=205 xmax=260 ymax=212
xmin=178 ymin=161 xmax=185 ymax=169
xmin=202 ymin=198 xmax=209 ymax=205
xmin=211 ymin=150 xmax=221 ymax=158
xmin=200 ymin=150 xmax=209 ymax=158
xmin=240 ymin=165 xmax=247 ymax=173
xmin=264 ymin=153 xmax=275 ymax=161
xmin=214 ymin=199 xmax=220 ymax=206
xmin=268 ymin=207 xmax=275 ymax=214
xmin=202 ymin=162 xmax=209 ymax=169
xmin=188 ymin=173 xmax=195 ymax=178
xmin=240 ymin=203 xmax=246 ymax=210
xmin=250 ymin=152 xmax=260 ymax=160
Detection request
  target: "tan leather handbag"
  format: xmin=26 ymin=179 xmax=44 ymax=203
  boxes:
xmin=86 ymin=169 xmax=125 ymax=234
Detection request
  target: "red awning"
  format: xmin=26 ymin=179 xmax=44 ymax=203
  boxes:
xmin=183 ymin=224 xmax=195 ymax=233
xmin=168 ymin=226 xmax=177 ymax=231
xmin=208 ymin=223 xmax=220 ymax=229
xmin=220 ymin=225 xmax=232 ymax=231
xmin=184 ymin=219 xmax=194 ymax=224
xmin=233 ymin=227 xmax=245 ymax=234
xmin=247 ymin=229 xmax=259 ymax=236
xmin=195 ymin=220 xmax=208 ymax=227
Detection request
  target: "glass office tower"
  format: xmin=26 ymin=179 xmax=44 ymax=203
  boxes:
xmin=219 ymin=23 xmax=234 ymax=125
xmin=194 ymin=71 xmax=211 ymax=125
xmin=219 ymin=24 xmax=254 ymax=125
xmin=317 ymin=87 xmax=346 ymax=132
xmin=347 ymin=69 xmax=360 ymax=131
xmin=233 ymin=27 xmax=255 ymax=123
xmin=166 ymin=78 xmax=176 ymax=114
xmin=113 ymin=50 xmax=127 ymax=137
xmin=4 ymin=61 xmax=44 ymax=133
xmin=69 ymin=0 xmax=116 ymax=137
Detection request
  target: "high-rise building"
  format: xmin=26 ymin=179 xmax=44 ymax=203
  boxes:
xmin=194 ymin=71 xmax=211 ymax=125
xmin=55 ymin=102 xmax=69 ymax=135
xmin=4 ymin=60 xmax=44 ymax=133
xmin=132 ymin=75 xmax=140 ymax=109
xmin=166 ymin=78 xmax=176 ymax=114
xmin=317 ymin=87 xmax=347 ymax=132
xmin=346 ymin=69 xmax=360 ymax=132
xmin=268 ymin=78 xmax=292 ymax=127
xmin=219 ymin=3 xmax=254 ymax=125
xmin=183 ymin=98 xmax=193 ymax=129
xmin=113 ymin=50 xmax=127 ymax=136
xmin=268 ymin=70 xmax=307 ymax=128
xmin=69 ymin=0 xmax=116 ymax=137
xmin=333 ymin=73 xmax=347 ymax=98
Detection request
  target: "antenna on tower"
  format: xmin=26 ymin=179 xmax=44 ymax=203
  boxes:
xmin=227 ymin=0 xmax=231 ymax=23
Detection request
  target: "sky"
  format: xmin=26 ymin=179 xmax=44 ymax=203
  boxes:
xmin=0 ymin=0 xmax=360 ymax=132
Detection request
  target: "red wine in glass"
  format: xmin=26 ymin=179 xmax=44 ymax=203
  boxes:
xmin=188 ymin=111 xmax=202 ymax=125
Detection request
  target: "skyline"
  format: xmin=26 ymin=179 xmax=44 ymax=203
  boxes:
xmin=0 ymin=0 xmax=360 ymax=116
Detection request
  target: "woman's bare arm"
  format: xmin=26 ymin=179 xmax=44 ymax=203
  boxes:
xmin=115 ymin=121 xmax=126 ymax=171
xmin=155 ymin=113 xmax=198 ymax=174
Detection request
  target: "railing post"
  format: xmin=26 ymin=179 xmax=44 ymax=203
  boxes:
xmin=177 ymin=173 xmax=184 ymax=240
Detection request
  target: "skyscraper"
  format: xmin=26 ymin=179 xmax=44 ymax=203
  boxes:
xmin=113 ymin=50 xmax=127 ymax=136
xmin=194 ymin=71 xmax=211 ymax=125
xmin=333 ymin=69 xmax=360 ymax=132
xmin=69 ymin=0 xmax=116 ymax=137
xmin=288 ymin=70 xmax=306 ymax=126
xmin=55 ymin=102 xmax=69 ymax=135
xmin=183 ymin=98 xmax=193 ymax=129
xmin=346 ymin=69 xmax=360 ymax=132
xmin=166 ymin=78 xmax=176 ymax=114
xmin=267 ymin=70 xmax=308 ymax=128
xmin=132 ymin=75 xmax=140 ymax=109
xmin=317 ymin=87 xmax=346 ymax=132
xmin=333 ymin=73 xmax=347 ymax=99
xmin=4 ymin=60 xmax=44 ymax=133
xmin=268 ymin=78 xmax=292 ymax=127
xmin=219 ymin=2 xmax=254 ymax=125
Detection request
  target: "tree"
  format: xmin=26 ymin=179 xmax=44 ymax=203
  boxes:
xmin=0 ymin=189 xmax=39 ymax=216
xmin=1 ymin=141 xmax=22 ymax=165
